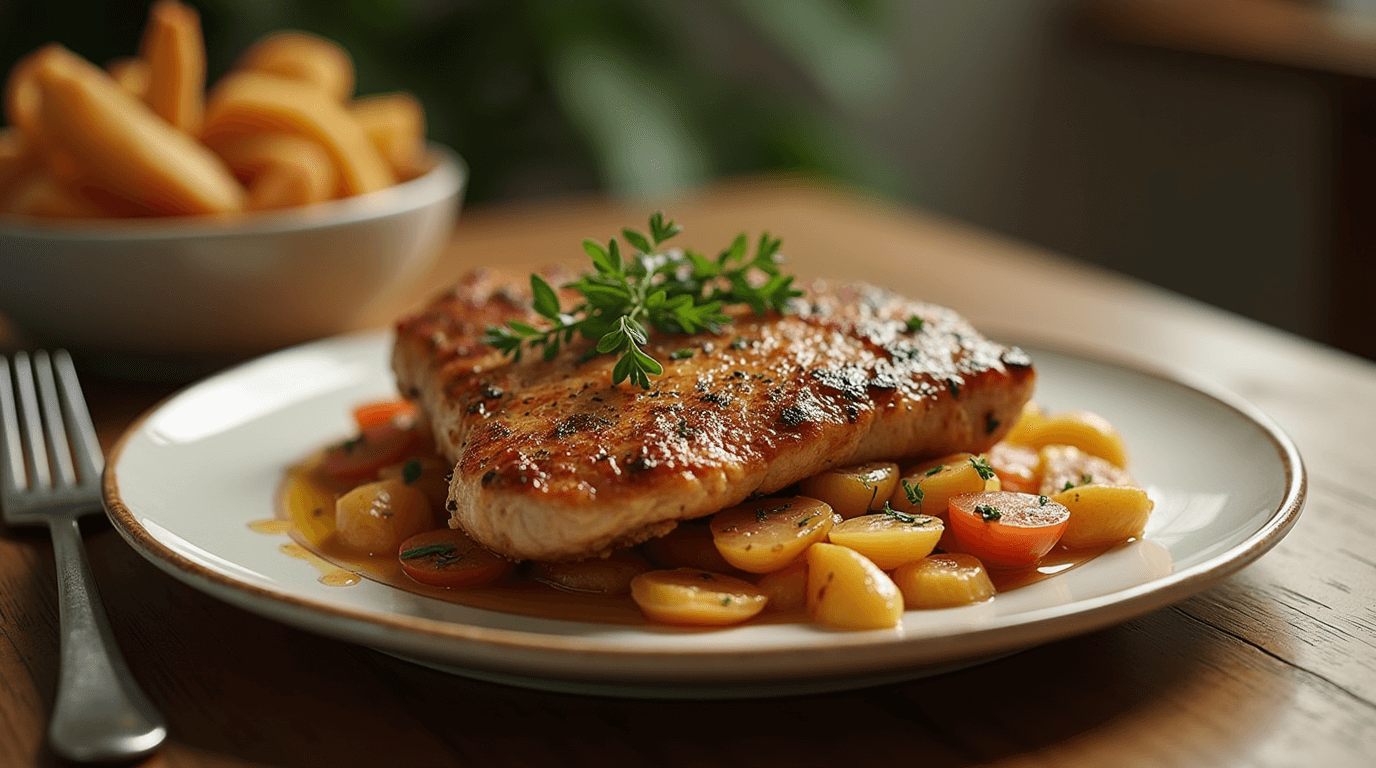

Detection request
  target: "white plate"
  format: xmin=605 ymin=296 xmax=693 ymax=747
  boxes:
xmin=103 ymin=330 xmax=1305 ymax=698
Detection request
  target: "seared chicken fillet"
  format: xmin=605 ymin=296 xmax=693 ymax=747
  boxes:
xmin=393 ymin=269 xmax=1035 ymax=562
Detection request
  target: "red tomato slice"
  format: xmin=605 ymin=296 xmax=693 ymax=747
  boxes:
xmin=948 ymin=491 xmax=1069 ymax=570
xmin=398 ymin=529 xmax=513 ymax=588
xmin=352 ymin=400 xmax=417 ymax=431
xmin=320 ymin=421 xmax=423 ymax=482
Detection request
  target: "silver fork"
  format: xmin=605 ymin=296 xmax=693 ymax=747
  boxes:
xmin=0 ymin=350 xmax=167 ymax=762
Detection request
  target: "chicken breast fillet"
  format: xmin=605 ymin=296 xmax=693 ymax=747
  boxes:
xmin=393 ymin=269 xmax=1036 ymax=562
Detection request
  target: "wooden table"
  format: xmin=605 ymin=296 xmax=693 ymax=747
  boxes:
xmin=3 ymin=179 xmax=1373 ymax=767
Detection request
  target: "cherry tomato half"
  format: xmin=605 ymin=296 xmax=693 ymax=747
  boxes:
xmin=352 ymin=400 xmax=417 ymax=431
xmin=320 ymin=421 xmax=423 ymax=482
xmin=398 ymin=529 xmax=513 ymax=588
xmin=947 ymin=491 xmax=1069 ymax=570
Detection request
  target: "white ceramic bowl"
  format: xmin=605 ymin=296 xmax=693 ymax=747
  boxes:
xmin=0 ymin=144 xmax=464 ymax=366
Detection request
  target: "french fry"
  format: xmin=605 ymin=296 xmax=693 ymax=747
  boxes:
xmin=213 ymin=132 xmax=336 ymax=207
xmin=4 ymin=44 xmax=62 ymax=142
xmin=0 ymin=129 xmax=42 ymax=200
xmin=34 ymin=46 xmax=244 ymax=215
xmin=138 ymin=0 xmax=205 ymax=132
xmin=350 ymin=92 xmax=426 ymax=178
xmin=237 ymin=31 xmax=354 ymax=101
xmin=105 ymin=57 xmax=150 ymax=99
xmin=203 ymin=72 xmax=394 ymax=195
xmin=0 ymin=171 xmax=110 ymax=218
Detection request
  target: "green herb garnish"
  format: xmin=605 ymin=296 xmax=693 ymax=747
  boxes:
xmin=402 ymin=459 xmax=423 ymax=484
xmin=924 ymin=464 xmax=944 ymax=477
xmin=902 ymin=479 xmax=924 ymax=507
xmin=970 ymin=456 xmax=996 ymax=481
xmin=881 ymin=501 xmax=931 ymax=525
xmin=976 ymin=504 xmax=1002 ymax=521
xmin=1081 ymin=473 xmax=1093 ymax=485
xmin=400 ymin=543 xmax=456 ymax=560
xmin=905 ymin=315 xmax=925 ymax=332
xmin=483 ymin=212 xmax=802 ymax=388
xmin=1063 ymin=480 xmax=1075 ymax=492
xmin=1039 ymin=495 xmax=1049 ymax=506
xmin=670 ymin=348 xmax=695 ymax=360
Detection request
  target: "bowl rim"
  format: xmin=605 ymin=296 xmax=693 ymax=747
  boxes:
xmin=0 ymin=142 xmax=466 ymax=242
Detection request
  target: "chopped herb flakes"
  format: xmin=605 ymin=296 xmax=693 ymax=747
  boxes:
xmin=976 ymin=504 xmax=1002 ymax=521
xmin=796 ymin=516 xmax=814 ymax=528
xmin=1039 ymin=495 xmax=1049 ymax=506
xmin=670 ymin=348 xmax=695 ymax=360
xmin=402 ymin=459 xmax=423 ymax=484
xmin=925 ymin=465 xmax=944 ymax=477
xmin=1063 ymin=481 xmax=1075 ymax=492
xmin=905 ymin=315 xmax=925 ymax=332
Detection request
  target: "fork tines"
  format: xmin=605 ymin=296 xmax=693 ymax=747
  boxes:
xmin=0 ymin=351 xmax=103 ymax=502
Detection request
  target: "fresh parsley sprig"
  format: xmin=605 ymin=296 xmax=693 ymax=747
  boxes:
xmin=482 ymin=212 xmax=803 ymax=388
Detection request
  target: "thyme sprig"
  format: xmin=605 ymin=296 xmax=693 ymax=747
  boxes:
xmin=482 ymin=212 xmax=802 ymax=388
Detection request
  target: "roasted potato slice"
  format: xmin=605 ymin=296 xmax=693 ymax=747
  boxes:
xmin=806 ymin=543 xmax=903 ymax=630
xmin=711 ymin=496 xmax=835 ymax=574
xmin=893 ymin=553 xmax=995 ymax=609
xmin=798 ymin=462 xmax=899 ymax=519
xmin=630 ymin=568 xmax=768 ymax=626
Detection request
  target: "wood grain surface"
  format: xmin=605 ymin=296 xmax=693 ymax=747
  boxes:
xmin=2 ymin=179 xmax=1373 ymax=767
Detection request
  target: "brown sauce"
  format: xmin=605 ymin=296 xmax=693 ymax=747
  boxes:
xmin=260 ymin=453 xmax=1110 ymax=626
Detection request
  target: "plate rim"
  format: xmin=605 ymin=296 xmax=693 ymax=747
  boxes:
xmin=101 ymin=329 xmax=1307 ymax=672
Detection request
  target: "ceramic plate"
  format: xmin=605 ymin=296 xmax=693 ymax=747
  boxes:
xmin=103 ymin=331 xmax=1304 ymax=698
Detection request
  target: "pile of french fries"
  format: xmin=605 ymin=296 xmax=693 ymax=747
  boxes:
xmin=0 ymin=0 xmax=427 ymax=219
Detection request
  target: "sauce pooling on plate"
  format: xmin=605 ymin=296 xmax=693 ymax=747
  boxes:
xmin=268 ymin=397 xmax=1148 ymax=630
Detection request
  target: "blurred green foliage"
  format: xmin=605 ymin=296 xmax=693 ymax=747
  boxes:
xmin=1 ymin=0 xmax=902 ymax=204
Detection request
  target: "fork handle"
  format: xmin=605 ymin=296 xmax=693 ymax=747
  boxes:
xmin=48 ymin=516 xmax=168 ymax=762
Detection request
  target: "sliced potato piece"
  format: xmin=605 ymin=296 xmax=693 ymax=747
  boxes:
xmin=1002 ymin=401 xmax=1046 ymax=445
xmin=798 ymin=462 xmax=898 ymax=519
xmin=33 ymin=46 xmax=244 ymax=215
xmin=334 ymin=478 xmax=431 ymax=555
xmin=202 ymin=71 xmax=393 ymax=195
xmin=1023 ymin=410 xmax=1128 ymax=467
xmin=893 ymin=554 xmax=995 ymax=609
xmin=213 ymin=132 xmax=337 ymax=209
xmin=642 ymin=521 xmax=740 ymax=574
xmin=377 ymin=454 xmax=450 ymax=512
xmin=988 ymin=441 xmax=1040 ymax=494
xmin=890 ymin=452 xmax=989 ymax=517
xmin=531 ymin=550 xmax=652 ymax=596
xmin=139 ymin=0 xmax=205 ymax=132
xmin=1038 ymin=444 xmax=1134 ymax=496
xmin=630 ymin=568 xmax=768 ymax=626
xmin=755 ymin=559 xmax=808 ymax=612
xmin=350 ymin=92 xmax=426 ymax=177
xmin=0 ymin=172 xmax=108 ymax=218
xmin=827 ymin=509 xmax=943 ymax=570
xmin=283 ymin=468 xmax=337 ymax=547
xmin=711 ymin=496 xmax=835 ymax=574
xmin=105 ymin=57 xmax=150 ymax=99
xmin=237 ymin=31 xmax=355 ymax=101
xmin=1052 ymin=484 xmax=1154 ymax=548
xmin=806 ymin=543 xmax=903 ymax=630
